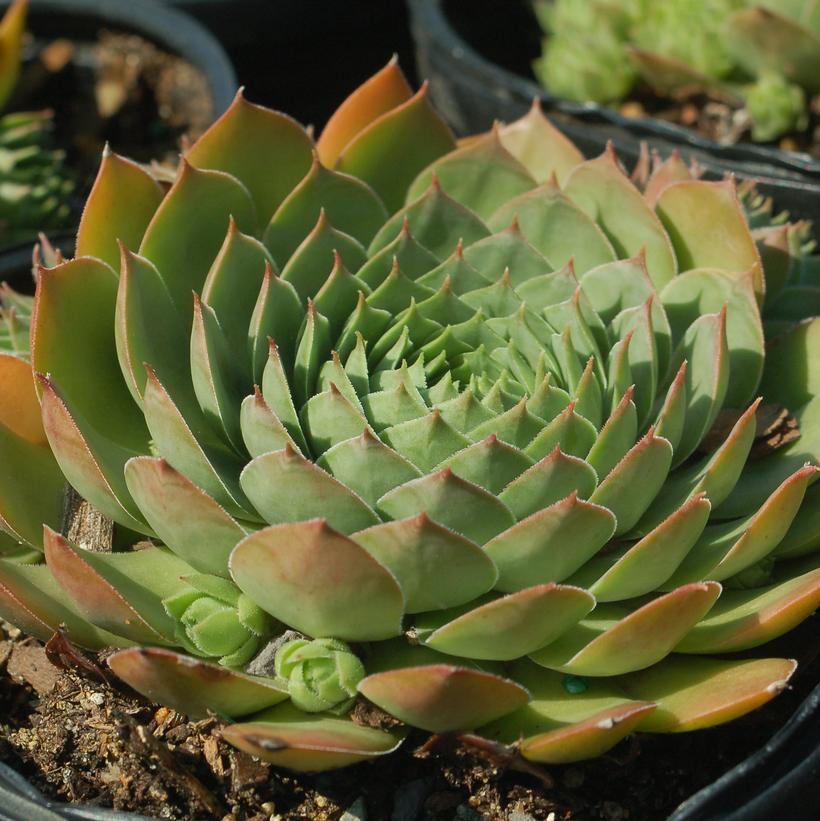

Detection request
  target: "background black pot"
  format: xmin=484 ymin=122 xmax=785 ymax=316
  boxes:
xmin=407 ymin=0 xmax=820 ymax=224
xmin=164 ymin=0 xmax=417 ymax=130
xmin=0 ymin=0 xmax=236 ymax=250
xmin=4 ymin=0 xmax=236 ymax=116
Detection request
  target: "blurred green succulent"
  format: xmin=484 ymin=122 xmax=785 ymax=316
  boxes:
xmin=534 ymin=0 xmax=820 ymax=144
xmin=0 ymin=64 xmax=817 ymax=774
xmin=0 ymin=0 xmax=73 ymax=250
xmin=745 ymin=72 xmax=809 ymax=142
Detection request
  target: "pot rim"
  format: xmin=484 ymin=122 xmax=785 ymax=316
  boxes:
xmin=409 ymin=0 xmax=820 ymax=182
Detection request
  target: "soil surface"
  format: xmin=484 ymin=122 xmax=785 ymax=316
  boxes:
xmin=2 ymin=615 xmax=820 ymax=821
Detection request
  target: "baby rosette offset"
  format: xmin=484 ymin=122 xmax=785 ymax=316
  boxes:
xmin=0 ymin=62 xmax=818 ymax=772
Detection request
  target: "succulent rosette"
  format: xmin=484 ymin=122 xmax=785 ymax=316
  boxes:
xmin=0 ymin=62 xmax=818 ymax=773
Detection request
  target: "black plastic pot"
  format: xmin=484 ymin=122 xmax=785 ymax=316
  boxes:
xmin=0 ymin=761 xmax=151 ymax=821
xmin=669 ymin=680 xmax=820 ymax=820
xmin=407 ymin=0 xmax=820 ymax=223
xmin=2 ymin=0 xmax=236 ymax=117
xmin=163 ymin=0 xmax=417 ymax=130
xmin=0 ymin=0 xmax=236 ymax=252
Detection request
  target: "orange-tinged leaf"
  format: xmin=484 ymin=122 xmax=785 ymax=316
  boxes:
xmin=643 ymin=151 xmax=695 ymax=207
xmin=43 ymin=528 xmax=173 ymax=645
xmin=32 ymin=258 xmax=148 ymax=452
xmin=0 ymin=561 xmax=127 ymax=649
xmin=497 ymin=99 xmax=584 ymax=185
xmin=0 ymin=353 xmax=44 ymax=444
xmin=223 ymin=702 xmax=403 ymax=772
xmin=75 ymin=148 xmax=164 ymax=270
xmin=676 ymin=567 xmax=820 ymax=653
xmin=109 ymin=647 xmax=288 ymax=719
xmin=0 ymin=0 xmax=27 ymax=109
xmin=187 ymin=90 xmax=313 ymax=226
xmin=480 ymin=660 xmax=655 ymax=763
xmin=0 ymin=415 xmax=63 ymax=548
xmin=518 ymin=702 xmax=655 ymax=763
xmin=656 ymin=179 xmax=764 ymax=303
xmin=358 ymin=664 xmax=530 ymax=732
xmin=422 ymin=584 xmax=595 ymax=660
xmin=336 ymin=83 xmax=456 ymax=213
xmin=230 ymin=519 xmax=404 ymax=641
xmin=317 ymin=57 xmax=413 ymax=167
xmin=563 ymin=146 xmax=677 ymax=289
xmin=124 ymin=457 xmax=247 ymax=578
xmin=38 ymin=375 xmax=149 ymax=534
xmin=622 ymin=655 xmax=797 ymax=732
xmin=530 ymin=583 xmax=721 ymax=676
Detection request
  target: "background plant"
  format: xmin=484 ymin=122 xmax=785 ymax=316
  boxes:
xmin=0 ymin=0 xmax=72 ymax=250
xmin=534 ymin=0 xmax=820 ymax=144
xmin=0 ymin=62 xmax=817 ymax=772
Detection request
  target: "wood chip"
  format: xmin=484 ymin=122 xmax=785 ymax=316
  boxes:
xmin=7 ymin=643 xmax=61 ymax=694
xmin=229 ymin=749 xmax=269 ymax=790
xmin=351 ymin=697 xmax=404 ymax=731
xmin=203 ymin=734 xmax=224 ymax=777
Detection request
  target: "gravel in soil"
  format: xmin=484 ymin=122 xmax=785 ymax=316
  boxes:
xmin=2 ymin=615 xmax=820 ymax=820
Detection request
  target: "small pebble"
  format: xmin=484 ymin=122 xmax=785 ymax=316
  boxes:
xmin=88 ymin=692 xmax=105 ymax=706
xmin=340 ymin=797 xmax=367 ymax=821
xmin=508 ymin=811 xmax=537 ymax=821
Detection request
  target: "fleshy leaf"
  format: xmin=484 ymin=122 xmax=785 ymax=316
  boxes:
xmin=486 ymin=493 xmax=616 ymax=593
xmin=186 ymin=90 xmax=313 ymax=226
xmin=563 ymin=147 xmax=677 ymax=289
xmin=656 ymin=180 xmax=764 ymax=303
xmin=337 ymin=83 xmax=456 ymax=213
xmin=530 ymin=583 xmax=721 ymax=676
xmin=351 ymin=513 xmax=497 ymax=613
xmin=377 ymin=468 xmax=516 ymax=545
xmin=621 ymin=655 xmax=796 ymax=732
xmin=406 ymin=129 xmax=535 ymax=221
xmin=317 ymin=58 xmax=413 ymax=166
xmin=109 ymin=647 xmax=289 ymax=718
xmin=75 ymin=148 xmax=163 ymax=270
xmin=421 ymin=584 xmax=595 ymax=660
xmin=358 ymin=663 xmax=530 ymax=732
xmin=223 ymin=702 xmax=403 ymax=772
xmin=230 ymin=520 xmax=404 ymax=641
xmin=240 ymin=445 xmax=379 ymax=533
xmin=140 ymin=161 xmax=258 ymax=324
xmin=125 ymin=457 xmax=247 ymax=578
